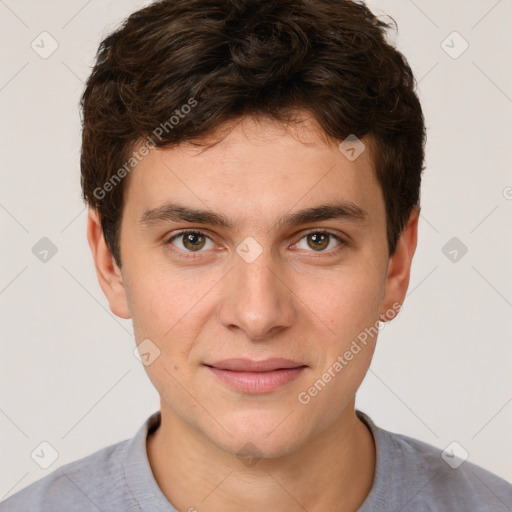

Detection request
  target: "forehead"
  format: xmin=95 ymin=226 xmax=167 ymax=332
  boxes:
xmin=122 ymin=116 xmax=383 ymax=228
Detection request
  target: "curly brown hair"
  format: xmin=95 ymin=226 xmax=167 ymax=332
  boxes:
xmin=80 ymin=0 xmax=426 ymax=268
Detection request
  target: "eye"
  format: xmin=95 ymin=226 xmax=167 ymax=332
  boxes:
xmin=167 ymin=230 xmax=215 ymax=253
xmin=293 ymin=231 xmax=344 ymax=253
xmin=166 ymin=229 xmax=346 ymax=258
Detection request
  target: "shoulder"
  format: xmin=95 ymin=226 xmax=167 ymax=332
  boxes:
xmin=392 ymin=431 xmax=512 ymax=509
xmin=0 ymin=438 xmax=132 ymax=512
xmin=358 ymin=411 xmax=512 ymax=511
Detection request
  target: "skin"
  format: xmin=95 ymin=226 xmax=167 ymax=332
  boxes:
xmin=87 ymin=113 xmax=418 ymax=512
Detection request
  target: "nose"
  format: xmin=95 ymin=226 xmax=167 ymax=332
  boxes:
xmin=217 ymin=251 xmax=297 ymax=341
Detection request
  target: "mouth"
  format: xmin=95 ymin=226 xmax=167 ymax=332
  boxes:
xmin=203 ymin=358 xmax=308 ymax=394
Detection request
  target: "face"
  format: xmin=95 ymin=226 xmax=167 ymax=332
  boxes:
xmin=88 ymin=114 xmax=417 ymax=458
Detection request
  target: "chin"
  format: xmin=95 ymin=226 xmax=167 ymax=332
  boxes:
xmin=219 ymin=432 xmax=305 ymax=461
xmin=210 ymin=410 xmax=312 ymax=460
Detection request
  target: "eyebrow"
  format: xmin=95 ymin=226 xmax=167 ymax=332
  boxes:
xmin=138 ymin=201 xmax=369 ymax=230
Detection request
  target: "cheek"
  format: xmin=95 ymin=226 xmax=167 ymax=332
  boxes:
xmin=125 ymin=258 xmax=215 ymax=338
xmin=125 ymin=263 xmax=229 ymax=398
xmin=294 ymin=274 xmax=383 ymax=423
xmin=295 ymin=260 xmax=386 ymax=343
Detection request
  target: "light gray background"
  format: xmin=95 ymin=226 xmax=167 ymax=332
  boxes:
xmin=1 ymin=0 xmax=511 ymax=501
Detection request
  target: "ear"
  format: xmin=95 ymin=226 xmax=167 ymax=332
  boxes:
xmin=86 ymin=208 xmax=131 ymax=319
xmin=380 ymin=207 xmax=419 ymax=321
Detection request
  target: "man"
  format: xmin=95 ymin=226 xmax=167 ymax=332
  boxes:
xmin=1 ymin=0 xmax=511 ymax=510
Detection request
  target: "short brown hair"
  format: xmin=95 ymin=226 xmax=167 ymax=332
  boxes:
xmin=80 ymin=0 xmax=426 ymax=268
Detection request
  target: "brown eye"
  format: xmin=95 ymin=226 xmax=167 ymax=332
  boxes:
xmin=168 ymin=231 xmax=213 ymax=253
xmin=307 ymin=232 xmax=329 ymax=251
xmin=182 ymin=232 xmax=206 ymax=251
xmin=295 ymin=231 xmax=343 ymax=253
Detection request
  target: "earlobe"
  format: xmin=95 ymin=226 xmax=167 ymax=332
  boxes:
xmin=86 ymin=208 xmax=131 ymax=319
xmin=380 ymin=207 xmax=419 ymax=321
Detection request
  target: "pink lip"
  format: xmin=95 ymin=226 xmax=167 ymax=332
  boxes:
xmin=206 ymin=357 xmax=305 ymax=372
xmin=204 ymin=358 xmax=307 ymax=394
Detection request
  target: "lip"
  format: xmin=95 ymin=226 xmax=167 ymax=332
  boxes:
xmin=206 ymin=357 xmax=305 ymax=372
xmin=204 ymin=358 xmax=307 ymax=394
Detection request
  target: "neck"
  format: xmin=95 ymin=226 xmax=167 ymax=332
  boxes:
xmin=147 ymin=402 xmax=376 ymax=512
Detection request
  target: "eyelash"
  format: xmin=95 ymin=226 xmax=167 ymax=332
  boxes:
xmin=165 ymin=229 xmax=347 ymax=259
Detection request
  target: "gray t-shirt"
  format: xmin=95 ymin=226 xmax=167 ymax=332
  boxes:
xmin=1 ymin=410 xmax=511 ymax=511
